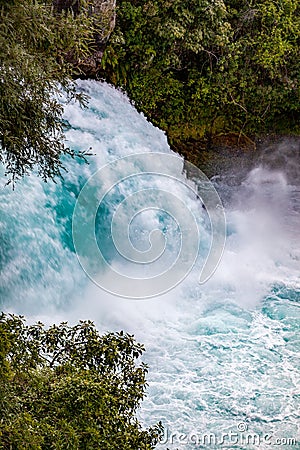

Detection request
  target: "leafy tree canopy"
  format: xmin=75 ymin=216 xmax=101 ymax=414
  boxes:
xmin=0 ymin=314 xmax=163 ymax=449
xmin=0 ymin=0 xmax=96 ymax=183
xmin=102 ymin=0 xmax=300 ymax=153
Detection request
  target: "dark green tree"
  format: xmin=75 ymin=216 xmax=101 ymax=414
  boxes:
xmin=0 ymin=0 xmax=96 ymax=183
xmin=0 ymin=314 xmax=163 ymax=449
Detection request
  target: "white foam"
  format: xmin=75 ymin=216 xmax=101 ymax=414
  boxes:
xmin=1 ymin=80 xmax=299 ymax=448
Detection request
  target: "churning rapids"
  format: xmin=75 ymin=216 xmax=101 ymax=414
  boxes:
xmin=0 ymin=81 xmax=299 ymax=449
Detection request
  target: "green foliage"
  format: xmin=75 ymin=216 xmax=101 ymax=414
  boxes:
xmin=102 ymin=0 xmax=300 ymax=146
xmin=0 ymin=314 xmax=163 ymax=449
xmin=214 ymin=0 xmax=300 ymax=133
xmin=0 ymin=0 xmax=96 ymax=183
xmin=1 ymin=1 xmax=298 ymax=180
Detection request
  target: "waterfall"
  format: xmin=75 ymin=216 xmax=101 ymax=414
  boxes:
xmin=1 ymin=80 xmax=299 ymax=448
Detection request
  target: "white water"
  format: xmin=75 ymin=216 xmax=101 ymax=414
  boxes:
xmin=0 ymin=81 xmax=299 ymax=449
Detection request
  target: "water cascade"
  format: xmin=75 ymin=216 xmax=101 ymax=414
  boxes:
xmin=1 ymin=80 xmax=299 ymax=449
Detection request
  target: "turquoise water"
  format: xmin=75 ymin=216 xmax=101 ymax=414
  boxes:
xmin=0 ymin=81 xmax=299 ymax=448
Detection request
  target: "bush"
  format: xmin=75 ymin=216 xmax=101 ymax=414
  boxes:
xmin=0 ymin=314 xmax=162 ymax=449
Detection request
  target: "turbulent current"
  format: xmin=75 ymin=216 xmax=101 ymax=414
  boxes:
xmin=1 ymin=81 xmax=299 ymax=449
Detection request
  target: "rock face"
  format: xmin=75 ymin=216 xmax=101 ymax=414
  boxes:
xmin=90 ymin=0 xmax=116 ymax=45
xmin=53 ymin=0 xmax=116 ymax=77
